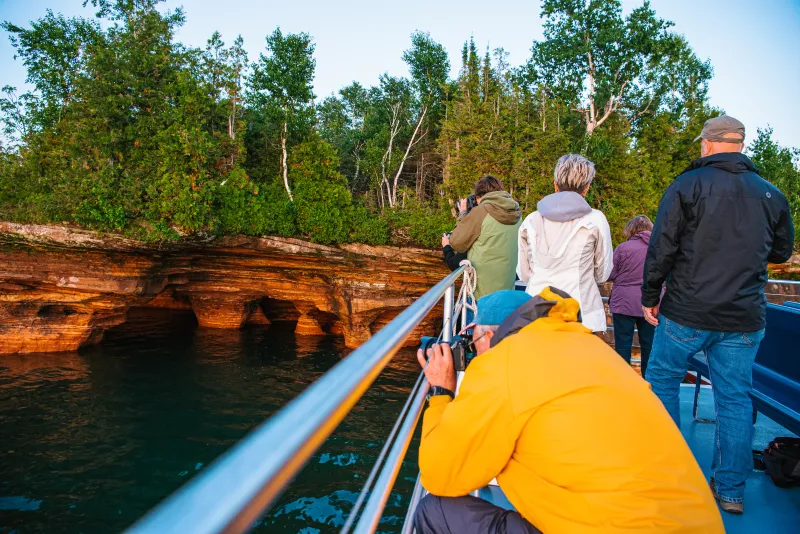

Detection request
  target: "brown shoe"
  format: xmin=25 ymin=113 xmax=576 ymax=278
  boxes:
xmin=710 ymin=478 xmax=743 ymax=514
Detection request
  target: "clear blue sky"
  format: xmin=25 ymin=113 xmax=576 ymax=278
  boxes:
xmin=2 ymin=0 xmax=799 ymax=148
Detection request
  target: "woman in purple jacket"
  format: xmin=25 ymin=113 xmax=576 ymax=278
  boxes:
xmin=609 ymin=215 xmax=656 ymax=375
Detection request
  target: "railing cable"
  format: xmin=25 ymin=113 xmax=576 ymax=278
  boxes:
xmin=339 ymin=370 xmax=426 ymax=533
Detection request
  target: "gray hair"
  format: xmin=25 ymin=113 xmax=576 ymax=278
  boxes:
xmin=554 ymin=154 xmax=596 ymax=193
xmin=474 ymin=324 xmax=499 ymax=336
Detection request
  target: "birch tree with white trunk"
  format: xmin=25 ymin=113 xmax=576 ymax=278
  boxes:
xmin=248 ymin=28 xmax=316 ymax=201
xmin=529 ymin=0 xmax=711 ymax=136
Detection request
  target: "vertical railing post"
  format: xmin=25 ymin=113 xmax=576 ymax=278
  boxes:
xmin=443 ymin=283 xmax=454 ymax=343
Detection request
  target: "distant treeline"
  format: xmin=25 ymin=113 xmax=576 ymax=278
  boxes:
xmin=1 ymin=0 xmax=798 ymax=247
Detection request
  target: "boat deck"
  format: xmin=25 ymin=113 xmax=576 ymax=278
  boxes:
xmin=682 ymin=384 xmax=799 ymax=533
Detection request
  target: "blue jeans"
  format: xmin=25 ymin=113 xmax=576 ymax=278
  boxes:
xmin=645 ymin=315 xmax=765 ymax=503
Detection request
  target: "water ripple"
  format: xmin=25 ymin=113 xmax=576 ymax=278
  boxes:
xmin=0 ymin=308 xmax=421 ymax=533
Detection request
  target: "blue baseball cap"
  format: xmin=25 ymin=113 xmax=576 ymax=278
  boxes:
xmin=471 ymin=290 xmax=532 ymax=327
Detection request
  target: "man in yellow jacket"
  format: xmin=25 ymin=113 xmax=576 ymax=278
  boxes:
xmin=415 ymin=288 xmax=724 ymax=533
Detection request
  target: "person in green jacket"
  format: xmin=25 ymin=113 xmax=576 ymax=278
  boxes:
xmin=444 ymin=176 xmax=521 ymax=300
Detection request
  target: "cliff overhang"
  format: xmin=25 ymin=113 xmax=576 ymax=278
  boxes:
xmin=0 ymin=223 xmax=451 ymax=354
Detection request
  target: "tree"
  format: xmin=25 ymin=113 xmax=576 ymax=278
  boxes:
xmin=200 ymin=31 xmax=228 ymax=136
xmin=225 ymin=36 xmax=248 ymax=141
xmin=0 ymin=0 xmax=737 ymax=250
xmin=248 ymin=28 xmax=316 ymax=201
xmin=0 ymin=86 xmax=37 ymax=146
xmin=359 ymin=75 xmax=427 ymax=209
xmin=1 ymin=10 xmax=99 ymax=129
xmin=317 ymin=82 xmax=370 ymax=192
xmin=403 ymin=31 xmax=450 ymax=126
xmin=529 ymin=0 xmax=711 ymax=136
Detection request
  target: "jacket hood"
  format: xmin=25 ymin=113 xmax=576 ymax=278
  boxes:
xmin=630 ymin=230 xmax=651 ymax=245
xmin=480 ymin=191 xmax=521 ymax=225
xmin=490 ymin=286 xmax=586 ymax=347
xmin=682 ymin=152 xmax=760 ymax=176
xmin=536 ymin=191 xmax=592 ymax=222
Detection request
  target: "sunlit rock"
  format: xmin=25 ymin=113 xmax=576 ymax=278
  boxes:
xmin=0 ymin=223 xmax=451 ymax=353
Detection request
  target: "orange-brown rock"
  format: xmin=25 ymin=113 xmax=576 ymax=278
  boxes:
xmin=0 ymin=223 xmax=450 ymax=353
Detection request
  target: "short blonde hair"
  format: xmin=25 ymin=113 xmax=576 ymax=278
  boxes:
xmin=554 ymin=154 xmax=595 ymax=193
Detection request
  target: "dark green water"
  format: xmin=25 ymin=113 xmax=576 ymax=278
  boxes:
xmin=0 ymin=308 xmax=422 ymax=533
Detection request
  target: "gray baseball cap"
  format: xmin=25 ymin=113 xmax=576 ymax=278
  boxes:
xmin=694 ymin=115 xmax=746 ymax=143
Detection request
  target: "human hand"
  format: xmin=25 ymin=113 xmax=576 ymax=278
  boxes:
xmin=416 ymin=343 xmax=457 ymax=391
xmin=441 ymin=233 xmax=450 ymax=247
xmin=642 ymin=305 xmax=659 ymax=326
xmin=457 ymin=198 xmax=467 ymax=213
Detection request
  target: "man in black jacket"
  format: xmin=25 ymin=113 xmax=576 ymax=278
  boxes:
xmin=641 ymin=115 xmax=795 ymax=515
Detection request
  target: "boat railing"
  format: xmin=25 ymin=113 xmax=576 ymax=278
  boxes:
xmin=128 ymin=272 xmax=797 ymax=533
xmin=515 ymin=278 xmax=800 ymax=339
xmin=127 ymin=266 xmax=467 ymax=534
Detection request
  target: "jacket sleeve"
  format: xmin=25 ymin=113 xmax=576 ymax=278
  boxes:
xmin=517 ymin=222 xmax=532 ymax=283
xmin=609 ymin=246 xmax=621 ymax=282
xmin=449 ymin=207 xmax=486 ymax=253
xmin=418 ymin=353 xmax=516 ymax=497
xmin=442 ymin=245 xmax=468 ymax=271
xmin=594 ymin=212 xmax=614 ymax=283
xmin=768 ymin=199 xmax=795 ymax=264
xmin=642 ymin=181 xmax=686 ymax=307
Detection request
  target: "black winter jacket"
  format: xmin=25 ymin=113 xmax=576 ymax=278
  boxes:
xmin=641 ymin=152 xmax=795 ymax=332
xmin=442 ymin=245 xmax=467 ymax=271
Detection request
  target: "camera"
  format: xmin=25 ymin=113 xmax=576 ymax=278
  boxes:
xmin=419 ymin=335 xmax=472 ymax=372
xmin=464 ymin=195 xmax=478 ymax=214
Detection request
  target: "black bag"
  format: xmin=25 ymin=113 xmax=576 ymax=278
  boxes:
xmin=761 ymin=437 xmax=800 ymax=488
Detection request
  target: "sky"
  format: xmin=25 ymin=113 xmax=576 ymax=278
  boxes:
xmin=1 ymin=0 xmax=799 ymax=148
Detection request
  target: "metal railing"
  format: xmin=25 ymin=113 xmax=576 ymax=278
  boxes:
xmin=129 ymin=273 xmax=796 ymax=533
xmin=514 ymin=278 xmax=799 ymax=345
xmin=127 ymin=266 xmax=466 ymax=534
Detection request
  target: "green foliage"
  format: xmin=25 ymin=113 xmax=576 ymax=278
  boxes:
xmin=381 ymin=204 xmax=453 ymax=248
xmin=247 ymin=27 xmax=316 ymax=199
xmin=1 ymin=0 xmax=795 ymax=254
xmin=403 ymin=31 xmax=450 ymax=124
xmin=290 ymin=137 xmax=351 ymax=244
xmin=1 ymin=10 xmax=100 ymax=132
xmin=529 ymin=0 xmax=712 ymax=135
xmin=217 ymin=169 xmax=297 ymax=237
xmin=290 ymin=136 xmax=389 ymax=245
xmin=0 ymin=0 xmax=244 ymax=239
xmin=348 ymin=203 xmax=390 ymax=245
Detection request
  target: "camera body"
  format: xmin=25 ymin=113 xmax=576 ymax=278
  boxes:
xmin=419 ymin=335 xmax=471 ymax=372
xmin=465 ymin=195 xmax=478 ymax=214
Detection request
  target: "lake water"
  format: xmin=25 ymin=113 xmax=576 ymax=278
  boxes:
xmin=0 ymin=308 xmax=422 ymax=533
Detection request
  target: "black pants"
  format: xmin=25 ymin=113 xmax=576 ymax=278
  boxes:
xmin=414 ymin=494 xmax=540 ymax=534
xmin=613 ymin=313 xmax=655 ymax=376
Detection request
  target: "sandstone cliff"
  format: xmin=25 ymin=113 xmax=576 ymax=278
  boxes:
xmin=0 ymin=223 xmax=451 ymax=354
xmin=2 ymin=223 xmax=798 ymax=356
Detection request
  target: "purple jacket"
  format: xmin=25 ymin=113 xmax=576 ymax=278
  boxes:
xmin=609 ymin=231 xmax=651 ymax=317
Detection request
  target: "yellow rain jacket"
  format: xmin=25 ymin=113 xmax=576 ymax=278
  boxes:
xmin=418 ymin=295 xmax=724 ymax=533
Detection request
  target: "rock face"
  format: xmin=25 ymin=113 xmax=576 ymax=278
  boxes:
xmin=0 ymin=223 xmax=451 ymax=354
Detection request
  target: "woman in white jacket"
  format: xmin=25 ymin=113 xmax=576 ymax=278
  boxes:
xmin=517 ymin=154 xmax=613 ymax=332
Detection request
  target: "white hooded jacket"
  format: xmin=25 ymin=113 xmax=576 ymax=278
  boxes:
xmin=517 ymin=192 xmax=613 ymax=331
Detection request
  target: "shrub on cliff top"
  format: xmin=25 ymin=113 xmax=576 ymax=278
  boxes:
xmin=217 ymin=168 xmax=297 ymax=237
xmin=290 ymin=138 xmax=351 ymax=244
xmin=381 ymin=204 xmax=454 ymax=248
xmin=289 ymin=136 xmax=390 ymax=245
xmin=348 ymin=203 xmax=389 ymax=245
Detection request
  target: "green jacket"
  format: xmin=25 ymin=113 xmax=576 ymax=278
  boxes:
xmin=450 ymin=191 xmax=522 ymax=300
